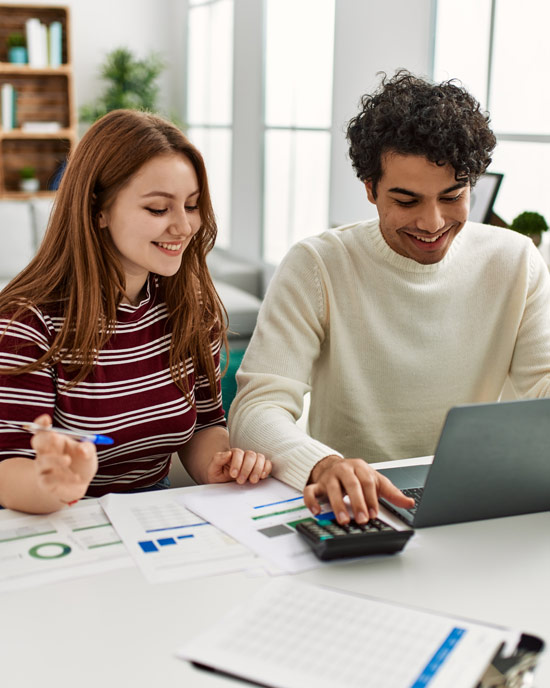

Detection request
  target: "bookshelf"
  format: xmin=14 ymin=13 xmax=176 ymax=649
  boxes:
xmin=0 ymin=4 xmax=76 ymax=199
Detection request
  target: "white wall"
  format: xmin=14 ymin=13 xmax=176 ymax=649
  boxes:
xmin=329 ymin=0 xmax=435 ymax=228
xmin=2 ymin=0 xmax=185 ymax=125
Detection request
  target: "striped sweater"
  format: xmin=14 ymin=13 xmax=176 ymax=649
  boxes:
xmin=0 ymin=277 xmax=226 ymax=497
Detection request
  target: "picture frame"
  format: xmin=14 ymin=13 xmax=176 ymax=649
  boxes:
xmin=469 ymin=172 xmax=504 ymax=224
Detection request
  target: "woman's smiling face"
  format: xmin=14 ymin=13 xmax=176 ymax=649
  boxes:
xmin=365 ymin=152 xmax=470 ymax=265
xmin=99 ymin=153 xmax=201 ymax=303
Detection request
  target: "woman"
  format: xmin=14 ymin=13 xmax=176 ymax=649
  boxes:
xmin=0 ymin=109 xmax=270 ymax=513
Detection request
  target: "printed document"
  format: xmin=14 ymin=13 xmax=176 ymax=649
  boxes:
xmin=100 ymin=487 xmax=262 ymax=583
xmin=0 ymin=501 xmax=132 ymax=591
xmin=179 ymin=578 xmax=519 ymax=688
xmin=180 ymin=478 xmax=359 ymax=573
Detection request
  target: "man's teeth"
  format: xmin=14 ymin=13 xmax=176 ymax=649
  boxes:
xmin=415 ymin=234 xmax=442 ymax=243
xmin=156 ymin=242 xmax=181 ymax=251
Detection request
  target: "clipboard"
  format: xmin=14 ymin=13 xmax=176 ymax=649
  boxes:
xmin=178 ymin=579 xmax=544 ymax=688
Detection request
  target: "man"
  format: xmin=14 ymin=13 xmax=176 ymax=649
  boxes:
xmin=228 ymin=71 xmax=550 ymax=526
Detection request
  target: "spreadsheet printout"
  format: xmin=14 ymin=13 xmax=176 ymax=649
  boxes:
xmin=179 ymin=579 xmax=514 ymax=688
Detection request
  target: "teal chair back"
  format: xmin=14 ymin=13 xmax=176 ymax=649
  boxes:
xmin=220 ymin=348 xmax=246 ymax=414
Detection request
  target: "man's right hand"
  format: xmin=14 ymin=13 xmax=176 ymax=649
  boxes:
xmin=303 ymin=454 xmax=415 ymax=525
xmin=31 ymin=415 xmax=98 ymax=505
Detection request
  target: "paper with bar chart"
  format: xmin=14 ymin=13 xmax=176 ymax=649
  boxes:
xmin=0 ymin=502 xmax=132 ymax=591
xmin=180 ymin=478 xmax=331 ymax=573
xmin=100 ymin=487 xmax=261 ymax=583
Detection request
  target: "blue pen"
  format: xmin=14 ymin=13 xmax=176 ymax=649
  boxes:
xmin=1 ymin=420 xmax=114 ymax=445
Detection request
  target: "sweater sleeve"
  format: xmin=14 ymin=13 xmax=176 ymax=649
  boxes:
xmin=508 ymin=243 xmax=550 ymax=398
xmin=228 ymin=243 xmax=342 ymax=491
xmin=0 ymin=309 xmax=57 ymax=461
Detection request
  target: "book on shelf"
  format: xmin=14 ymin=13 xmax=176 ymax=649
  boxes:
xmin=26 ymin=18 xmax=64 ymax=68
xmin=22 ymin=121 xmax=62 ymax=133
xmin=1 ymin=83 xmax=15 ymax=131
xmin=48 ymin=21 xmax=62 ymax=68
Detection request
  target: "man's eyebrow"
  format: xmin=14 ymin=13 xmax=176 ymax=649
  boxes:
xmin=388 ymin=182 xmax=467 ymax=197
xmin=141 ymin=189 xmax=200 ymax=199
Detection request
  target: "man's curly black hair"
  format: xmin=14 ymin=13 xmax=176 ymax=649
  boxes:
xmin=346 ymin=70 xmax=496 ymax=196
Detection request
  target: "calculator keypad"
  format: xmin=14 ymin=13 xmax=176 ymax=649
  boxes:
xmin=295 ymin=517 xmax=413 ymax=560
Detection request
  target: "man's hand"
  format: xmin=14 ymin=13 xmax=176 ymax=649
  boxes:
xmin=205 ymin=448 xmax=272 ymax=485
xmin=31 ymin=415 xmax=98 ymax=505
xmin=303 ymin=454 xmax=415 ymax=525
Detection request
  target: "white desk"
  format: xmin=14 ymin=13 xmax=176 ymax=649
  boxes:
xmin=2 ymin=459 xmax=549 ymax=688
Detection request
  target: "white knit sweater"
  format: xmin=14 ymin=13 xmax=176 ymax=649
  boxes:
xmin=228 ymin=219 xmax=550 ymax=491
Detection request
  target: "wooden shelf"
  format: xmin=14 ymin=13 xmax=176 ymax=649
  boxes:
xmin=0 ymin=63 xmax=71 ymax=75
xmin=1 ymin=128 xmax=76 ymax=140
xmin=0 ymin=4 xmax=75 ymax=198
xmin=0 ymin=190 xmax=55 ymax=200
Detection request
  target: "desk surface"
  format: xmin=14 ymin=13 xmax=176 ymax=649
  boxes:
xmin=2 ymin=458 xmax=549 ymax=688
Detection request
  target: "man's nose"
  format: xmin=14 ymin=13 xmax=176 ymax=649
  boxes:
xmin=415 ymin=204 xmax=445 ymax=233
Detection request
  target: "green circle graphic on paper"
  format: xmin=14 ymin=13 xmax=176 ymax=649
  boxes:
xmin=28 ymin=542 xmax=72 ymax=559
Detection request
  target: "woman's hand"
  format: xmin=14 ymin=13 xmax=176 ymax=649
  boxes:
xmin=205 ymin=448 xmax=272 ymax=485
xmin=30 ymin=415 xmax=98 ymax=505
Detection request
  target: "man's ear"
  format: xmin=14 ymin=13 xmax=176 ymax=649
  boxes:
xmin=365 ymin=180 xmax=376 ymax=204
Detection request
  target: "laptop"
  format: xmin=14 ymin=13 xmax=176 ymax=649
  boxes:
xmin=377 ymin=398 xmax=550 ymax=528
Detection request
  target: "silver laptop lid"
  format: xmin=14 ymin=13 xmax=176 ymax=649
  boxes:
xmin=413 ymin=398 xmax=550 ymax=527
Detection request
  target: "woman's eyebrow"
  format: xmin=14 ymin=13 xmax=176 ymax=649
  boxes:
xmin=140 ymin=189 xmax=200 ymax=199
xmin=141 ymin=191 xmax=175 ymax=199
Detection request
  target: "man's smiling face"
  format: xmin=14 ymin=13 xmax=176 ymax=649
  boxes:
xmin=365 ymin=152 xmax=470 ymax=265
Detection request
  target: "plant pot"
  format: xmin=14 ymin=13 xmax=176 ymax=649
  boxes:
xmin=8 ymin=46 xmax=27 ymax=64
xmin=19 ymin=178 xmax=40 ymax=193
xmin=527 ymin=232 xmax=542 ymax=247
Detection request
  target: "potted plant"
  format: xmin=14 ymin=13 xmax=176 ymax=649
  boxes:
xmin=509 ymin=211 xmax=549 ymax=247
xmin=7 ymin=33 xmax=27 ymax=64
xmin=80 ymin=47 xmax=165 ymax=123
xmin=19 ymin=165 xmax=39 ymax=193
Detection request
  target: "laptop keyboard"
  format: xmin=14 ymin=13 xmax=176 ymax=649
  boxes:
xmin=401 ymin=487 xmax=424 ymax=514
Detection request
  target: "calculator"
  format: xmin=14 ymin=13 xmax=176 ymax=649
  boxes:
xmin=295 ymin=516 xmax=414 ymax=561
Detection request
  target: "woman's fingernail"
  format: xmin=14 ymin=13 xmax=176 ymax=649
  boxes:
xmin=357 ymin=511 xmax=368 ymax=523
xmin=369 ymin=508 xmax=377 ymax=520
xmin=339 ymin=511 xmax=348 ymax=523
xmin=231 ymin=469 xmax=238 ymax=478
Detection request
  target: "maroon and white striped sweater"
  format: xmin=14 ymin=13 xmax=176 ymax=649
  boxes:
xmin=0 ymin=278 xmax=226 ymax=497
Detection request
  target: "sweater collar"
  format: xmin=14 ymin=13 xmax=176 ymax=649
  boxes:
xmin=366 ymin=218 xmax=466 ymax=273
xmin=116 ymin=275 xmax=158 ymax=320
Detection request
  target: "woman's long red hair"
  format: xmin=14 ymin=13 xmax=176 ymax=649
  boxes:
xmin=0 ymin=109 xmax=227 ymax=398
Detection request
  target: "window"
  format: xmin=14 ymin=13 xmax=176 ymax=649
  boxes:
xmin=186 ymin=0 xmax=234 ymax=248
xmin=263 ymin=0 xmax=335 ymax=263
xmin=434 ymin=0 xmax=550 ymax=226
xmin=184 ymin=0 xmax=337 ymax=267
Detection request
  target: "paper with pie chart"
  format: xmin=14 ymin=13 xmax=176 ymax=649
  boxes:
xmin=0 ymin=501 xmax=132 ymax=591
